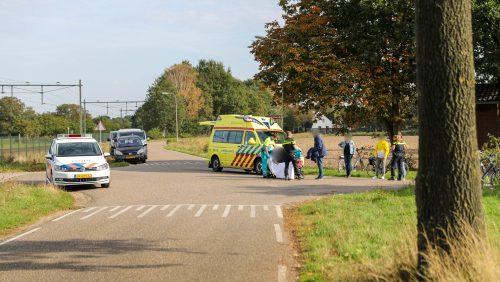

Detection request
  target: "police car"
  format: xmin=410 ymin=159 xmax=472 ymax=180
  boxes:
xmin=45 ymin=134 xmax=111 ymax=188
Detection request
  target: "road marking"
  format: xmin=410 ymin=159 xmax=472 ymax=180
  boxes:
xmin=263 ymin=205 xmax=269 ymax=211
xmin=238 ymin=205 xmax=244 ymax=211
xmin=167 ymin=205 xmax=182 ymax=217
xmin=52 ymin=208 xmax=83 ymax=222
xmin=194 ymin=205 xmax=207 ymax=217
xmin=250 ymin=205 xmax=256 ymax=218
xmin=275 ymin=205 xmax=283 ymax=218
xmin=83 ymin=207 xmax=97 ymax=213
xmin=161 ymin=205 xmax=170 ymax=211
xmin=81 ymin=207 xmax=108 ymax=220
xmin=109 ymin=206 xmax=133 ymax=219
xmin=0 ymin=228 xmax=41 ymax=246
xmin=277 ymin=265 xmax=287 ymax=282
xmin=138 ymin=205 xmax=158 ymax=218
xmin=187 ymin=204 xmax=195 ymax=210
xmin=109 ymin=206 xmax=121 ymax=212
xmin=222 ymin=205 xmax=231 ymax=217
xmin=136 ymin=205 xmax=145 ymax=211
xmin=274 ymin=224 xmax=284 ymax=243
xmin=212 ymin=205 xmax=219 ymax=210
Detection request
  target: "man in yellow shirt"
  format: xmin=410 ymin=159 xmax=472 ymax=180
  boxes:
xmin=372 ymin=134 xmax=390 ymax=179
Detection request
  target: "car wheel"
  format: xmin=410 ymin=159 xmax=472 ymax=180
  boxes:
xmin=141 ymin=158 xmax=146 ymax=163
xmin=211 ymin=156 xmax=223 ymax=172
xmin=102 ymin=183 xmax=110 ymax=188
xmin=254 ymin=158 xmax=263 ymax=175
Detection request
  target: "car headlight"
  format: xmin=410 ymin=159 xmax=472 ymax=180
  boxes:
xmin=137 ymin=148 xmax=145 ymax=154
xmin=54 ymin=165 xmax=67 ymax=172
xmin=96 ymin=163 xmax=109 ymax=171
xmin=115 ymin=150 xmax=123 ymax=156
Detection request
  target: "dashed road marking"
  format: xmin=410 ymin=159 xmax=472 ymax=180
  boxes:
xmin=109 ymin=206 xmax=122 ymax=212
xmin=277 ymin=265 xmax=287 ymax=282
xmin=138 ymin=205 xmax=158 ymax=218
xmin=275 ymin=205 xmax=283 ymax=218
xmin=187 ymin=204 xmax=195 ymax=210
xmin=109 ymin=206 xmax=133 ymax=219
xmin=167 ymin=205 xmax=182 ymax=217
xmin=81 ymin=207 xmax=108 ymax=220
xmin=0 ymin=228 xmax=41 ymax=246
xmin=194 ymin=205 xmax=207 ymax=217
xmin=274 ymin=224 xmax=283 ymax=243
xmin=52 ymin=209 xmax=83 ymax=222
xmin=250 ymin=205 xmax=256 ymax=218
xmin=263 ymin=205 xmax=269 ymax=211
xmin=136 ymin=205 xmax=145 ymax=211
xmin=238 ymin=205 xmax=244 ymax=211
xmin=222 ymin=205 xmax=231 ymax=218
xmin=161 ymin=205 xmax=170 ymax=211
xmin=83 ymin=207 xmax=97 ymax=213
xmin=212 ymin=205 xmax=219 ymax=210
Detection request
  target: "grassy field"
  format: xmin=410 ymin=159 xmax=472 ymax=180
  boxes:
xmin=0 ymin=162 xmax=46 ymax=173
xmin=290 ymin=186 xmax=500 ymax=281
xmin=164 ymin=137 xmax=208 ymax=158
xmin=0 ymin=182 xmax=74 ymax=236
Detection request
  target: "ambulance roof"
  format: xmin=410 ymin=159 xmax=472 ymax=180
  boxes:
xmin=207 ymin=115 xmax=283 ymax=131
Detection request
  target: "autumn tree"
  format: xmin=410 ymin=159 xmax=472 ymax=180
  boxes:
xmin=164 ymin=62 xmax=204 ymax=117
xmin=416 ymin=0 xmax=484 ymax=274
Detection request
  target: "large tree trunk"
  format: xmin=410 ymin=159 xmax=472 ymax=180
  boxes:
xmin=415 ymin=0 xmax=484 ymax=274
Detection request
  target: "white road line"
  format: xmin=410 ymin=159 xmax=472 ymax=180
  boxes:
xmin=109 ymin=206 xmax=133 ymax=219
xmin=277 ymin=265 xmax=287 ymax=282
xmin=161 ymin=205 xmax=170 ymax=211
xmin=250 ymin=205 xmax=256 ymax=218
xmin=0 ymin=228 xmax=41 ymax=246
xmin=212 ymin=205 xmax=219 ymax=210
xmin=187 ymin=204 xmax=195 ymax=210
xmin=275 ymin=205 xmax=283 ymax=218
xmin=222 ymin=205 xmax=231 ymax=218
xmin=263 ymin=205 xmax=269 ymax=211
xmin=167 ymin=205 xmax=182 ymax=217
xmin=194 ymin=205 xmax=207 ymax=217
xmin=136 ymin=205 xmax=145 ymax=211
xmin=138 ymin=205 xmax=158 ymax=218
xmin=83 ymin=207 xmax=97 ymax=213
xmin=80 ymin=207 xmax=108 ymax=220
xmin=109 ymin=206 xmax=121 ymax=212
xmin=238 ymin=205 xmax=244 ymax=211
xmin=52 ymin=208 xmax=83 ymax=222
xmin=274 ymin=224 xmax=284 ymax=243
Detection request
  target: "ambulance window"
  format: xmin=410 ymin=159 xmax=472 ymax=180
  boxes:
xmin=244 ymin=131 xmax=257 ymax=144
xmin=213 ymin=130 xmax=229 ymax=143
xmin=227 ymin=130 xmax=244 ymax=144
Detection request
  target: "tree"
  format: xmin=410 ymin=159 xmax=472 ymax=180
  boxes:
xmin=473 ymin=0 xmax=500 ymax=82
xmin=164 ymin=62 xmax=204 ymax=117
xmin=0 ymin=97 xmax=29 ymax=134
xmin=416 ymin=0 xmax=484 ymax=273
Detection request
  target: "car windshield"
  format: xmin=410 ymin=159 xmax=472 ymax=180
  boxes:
xmin=119 ymin=131 xmax=145 ymax=140
xmin=117 ymin=137 xmax=143 ymax=148
xmin=57 ymin=142 xmax=102 ymax=157
xmin=256 ymin=131 xmax=286 ymax=144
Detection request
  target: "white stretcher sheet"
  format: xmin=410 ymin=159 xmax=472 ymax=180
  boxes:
xmin=268 ymin=156 xmax=295 ymax=179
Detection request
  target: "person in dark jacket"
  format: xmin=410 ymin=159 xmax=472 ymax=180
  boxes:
xmin=283 ymin=131 xmax=302 ymax=181
xmin=312 ymin=130 xmax=327 ymax=180
xmin=389 ymin=134 xmax=408 ymax=181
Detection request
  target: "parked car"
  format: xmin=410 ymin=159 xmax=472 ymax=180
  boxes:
xmin=114 ymin=136 xmax=147 ymax=163
xmin=116 ymin=129 xmax=148 ymax=160
xmin=108 ymin=131 xmax=118 ymax=155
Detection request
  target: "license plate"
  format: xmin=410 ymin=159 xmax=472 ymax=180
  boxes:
xmin=126 ymin=156 xmax=136 ymax=159
xmin=76 ymin=174 xmax=92 ymax=179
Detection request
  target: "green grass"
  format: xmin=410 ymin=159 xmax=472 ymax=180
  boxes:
xmin=0 ymin=182 xmax=74 ymax=235
xmin=109 ymin=161 xmax=130 ymax=168
xmin=302 ymin=167 xmax=418 ymax=181
xmin=164 ymin=136 xmax=208 ymax=159
xmin=0 ymin=162 xmax=46 ymax=173
xmin=292 ymin=186 xmax=500 ymax=281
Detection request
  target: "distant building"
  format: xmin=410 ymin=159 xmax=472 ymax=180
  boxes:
xmin=312 ymin=115 xmax=334 ymax=134
xmin=476 ymin=84 xmax=499 ymax=148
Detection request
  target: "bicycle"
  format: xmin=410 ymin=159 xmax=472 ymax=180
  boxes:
xmin=481 ymin=153 xmax=499 ymax=186
xmin=338 ymin=147 xmax=370 ymax=173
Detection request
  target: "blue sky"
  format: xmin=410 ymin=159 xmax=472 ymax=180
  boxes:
xmin=0 ymin=0 xmax=283 ymax=117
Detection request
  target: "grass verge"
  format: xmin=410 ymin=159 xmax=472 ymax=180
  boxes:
xmin=302 ymin=167 xmax=418 ymax=181
xmin=164 ymin=137 xmax=208 ymax=159
xmin=0 ymin=162 xmax=46 ymax=173
xmin=0 ymin=182 xmax=74 ymax=236
xmin=290 ymin=186 xmax=500 ymax=281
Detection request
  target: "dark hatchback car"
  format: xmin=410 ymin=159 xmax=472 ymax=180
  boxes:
xmin=114 ymin=136 xmax=146 ymax=163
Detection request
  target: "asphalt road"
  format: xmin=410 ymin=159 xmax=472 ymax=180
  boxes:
xmin=0 ymin=142 xmax=407 ymax=282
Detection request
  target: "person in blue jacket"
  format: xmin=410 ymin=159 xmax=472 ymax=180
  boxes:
xmin=338 ymin=133 xmax=356 ymax=177
xmin=312 ymin=130 xmax=327 ymax=180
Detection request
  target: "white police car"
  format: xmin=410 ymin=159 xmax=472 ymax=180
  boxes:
xmin=45 ymin=134 xmax=111 ymax=188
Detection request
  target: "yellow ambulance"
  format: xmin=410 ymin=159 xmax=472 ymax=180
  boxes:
xmin=200 ymin=115 xmax=285 ymax=174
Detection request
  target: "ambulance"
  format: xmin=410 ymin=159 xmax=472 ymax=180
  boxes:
xmin=200 ymin=115 xmax=285 ymax=174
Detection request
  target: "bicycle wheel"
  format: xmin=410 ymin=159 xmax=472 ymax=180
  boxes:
xmin=338 ymin=159 xmax=345 ymax=173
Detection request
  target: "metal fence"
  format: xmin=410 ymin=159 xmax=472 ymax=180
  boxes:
xmin=0 ymin=135 xmax=53 ymax=163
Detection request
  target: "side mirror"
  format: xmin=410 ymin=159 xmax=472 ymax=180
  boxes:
xmin=103 ymin=152 xmax=111 ymax=157
xmin=45 ymin=154 xmax=52 ymax=160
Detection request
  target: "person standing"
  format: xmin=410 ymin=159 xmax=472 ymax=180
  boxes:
xmin=338 ymin=134 xmax=356 ymax=177
xmin=283 ymin=131 xmax=302 ymax=181
xmin=312 ymin=130 xmax=327 ymax=180
xmin=389 ymin=134 xmax=408 ymax=181
xmin=262 ymin=133 xmax=277 ymax=178
xmin=372 ymin=134 xmax=390 ymax=179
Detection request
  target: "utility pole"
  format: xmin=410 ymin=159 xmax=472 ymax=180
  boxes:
xmin=79 ymin=79 xmax=83 ymax=134
xmin=83 ymin=99 xmax=87 ymax=134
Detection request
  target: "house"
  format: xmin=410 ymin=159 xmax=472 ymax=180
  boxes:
xmin=312 ymin=115 xmax=334 ymax=134
xmin=476 ymin=84 xmax=499 ymax=148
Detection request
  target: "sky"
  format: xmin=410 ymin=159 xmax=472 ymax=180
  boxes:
xmin=0 ymin=0 xmax=283 ymax=117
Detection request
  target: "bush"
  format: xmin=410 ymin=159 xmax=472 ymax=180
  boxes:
xmin=148 ymin=128 xmax=163 ymax=140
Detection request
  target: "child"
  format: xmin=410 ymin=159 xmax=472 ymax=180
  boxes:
xmin=294 ymin=147 xmax=304 ymax=179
